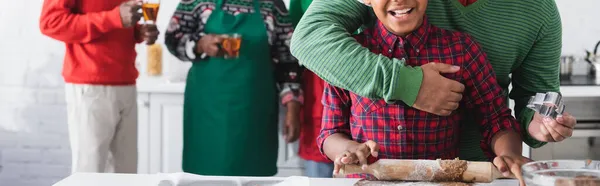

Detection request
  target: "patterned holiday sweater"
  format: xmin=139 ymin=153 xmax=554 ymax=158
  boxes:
xmin=165 ymin=0 xmax=303 ymax=104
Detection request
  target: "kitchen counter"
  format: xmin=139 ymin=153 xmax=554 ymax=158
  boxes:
xmin=53 ymin=173 xmax=518 ymax=186
xmin=136 ymin=76 xmax=600 ymax=97
xmin=560 ymin=75 xmax=600 ymax=86
xmin=137 ymin=76 xmax=186 ymax=93
xmin=559 ymin=75 xmax=600 ymax=97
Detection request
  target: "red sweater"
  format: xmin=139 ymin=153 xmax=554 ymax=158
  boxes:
xmin=299 ymin=70 xmax=332 ymax=163
xmin=39 ymin=0 xmax=140 ymax=85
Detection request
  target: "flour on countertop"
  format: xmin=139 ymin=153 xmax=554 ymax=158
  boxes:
xmin=354 ymin=180 xmax=471 ymax=186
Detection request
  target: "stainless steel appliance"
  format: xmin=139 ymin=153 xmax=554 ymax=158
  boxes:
xmin=530 ymin=95 xmax=600 ymax=160
xmin=585 ymin=41 xmax=600 ymax=78
xmin=560 ymin=56 xmax=575 ymax=79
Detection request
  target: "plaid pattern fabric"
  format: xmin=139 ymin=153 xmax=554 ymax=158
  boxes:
xmin=318 ymin=18 xmax=520 ymax=179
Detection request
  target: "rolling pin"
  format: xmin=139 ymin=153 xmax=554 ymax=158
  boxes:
xmin=334 ymin=159 xmax=514 ymax=183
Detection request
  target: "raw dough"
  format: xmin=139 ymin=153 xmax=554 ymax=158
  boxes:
xmin=434 ymin=160 xmax=468 ymax=182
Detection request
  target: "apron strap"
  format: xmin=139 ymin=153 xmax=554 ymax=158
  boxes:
xmin=252 ymin=0 xmax=261 ymax=13
xmin=215 ymin=0 xmax=225 ymax=10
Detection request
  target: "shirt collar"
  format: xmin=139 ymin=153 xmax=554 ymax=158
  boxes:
xmin=375 ymin=16 xmax=430 ymax=52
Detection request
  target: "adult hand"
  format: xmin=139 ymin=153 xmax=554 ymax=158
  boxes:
xmin=119 ymin=0 xmax=142 ymax=28
xmin=138 ymin=24 xmax=159 ymax=45
xmin=196 ymin=34 xmax=226 ymax=57
xmin=493 ymin=154 xmax=532 ymax=186
xmin=412 ymin=63 xmax=465 ymax=116
xmin=528 ymin=112 xmax=577 ymax=142
xmin=283 ymin=101 xmax=301 ymax=143
xmin=333 ymin=140 xmax=379 ymax=174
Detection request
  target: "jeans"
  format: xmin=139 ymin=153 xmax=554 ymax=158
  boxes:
xmin=303 ymin=160 xmax=334 ymax=178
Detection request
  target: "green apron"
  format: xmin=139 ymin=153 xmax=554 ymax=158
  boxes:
xmin=182 ymin=0 xmax=278 ymax=176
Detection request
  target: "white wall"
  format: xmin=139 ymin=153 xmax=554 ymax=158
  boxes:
xmin=556 ymin=0 xmax=600 ymax=56
xmin=0 ymin=0 xmax=598 ymax=186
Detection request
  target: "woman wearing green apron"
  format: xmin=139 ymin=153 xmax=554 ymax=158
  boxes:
xmin=164 ymin=0 xmax=303 ymax=176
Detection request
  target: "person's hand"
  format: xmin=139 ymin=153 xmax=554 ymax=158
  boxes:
xmin=119 ymin=0 xmax=143 ymax=28
xmin=528 ymin=112 xmax=577 ymax=142
xmin=493 ymin=154 xmax=532 ymax=186
xmin=333 ymin=140 xmax=379 ymax=174
xmin=412 ymin=63 xmax=465 ymax=116
xmin=284 ymin=101 xmax=301 ymax=143
xmin=138 ymin=24 xmax=159 ymax=45
xmin=196 ymin=34 xmax=226 ymax=57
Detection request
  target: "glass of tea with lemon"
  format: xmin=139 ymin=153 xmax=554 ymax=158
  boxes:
xmin=222 ymin=34 xmax=242 ymax=59
xmin=142 ymin=0 xmax=160 ymax=25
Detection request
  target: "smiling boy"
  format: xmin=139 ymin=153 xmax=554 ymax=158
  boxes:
xmin=318 ymin=0 xmax=529 ymax=182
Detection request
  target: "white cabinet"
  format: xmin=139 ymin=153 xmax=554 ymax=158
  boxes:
xmin=136 ymin=90 xmax=303 ymax=176
xmin=137 ymin=92 xmax=184 ymax=174
xmin=137 ymin=93 xmax=150 ymax=174
xmin=149 ymin=93 xmax=185 ymax=173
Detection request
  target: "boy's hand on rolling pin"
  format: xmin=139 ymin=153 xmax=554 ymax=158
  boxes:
xmin=493 ymin=154 xmax=532 ymax=186
xmin=138 ymin=24 xmax=159 ymax=45
xmin=333 ymin=140 xmax=379 ymax=174
xmin=196 ymin=34 xmax=226 ymax=57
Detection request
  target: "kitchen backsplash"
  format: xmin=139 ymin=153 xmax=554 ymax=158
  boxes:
xmin=0 ymin=0 xmax=599 ymax=186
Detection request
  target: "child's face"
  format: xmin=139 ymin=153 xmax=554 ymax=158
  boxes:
xmin=364 ymin=0 xmax=428 ymax=36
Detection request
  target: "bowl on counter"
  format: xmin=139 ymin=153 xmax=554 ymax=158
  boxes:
xmin=522 ymin=160 xmax=600 ymax=186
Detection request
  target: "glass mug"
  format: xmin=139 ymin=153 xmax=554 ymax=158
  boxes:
xmin=222 ymin=34 xmax=242 ymax=59
xmin=142 ymin=0 xmax=160 ymax=24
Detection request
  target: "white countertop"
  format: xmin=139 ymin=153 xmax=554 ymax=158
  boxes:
xmin=136 ymin=76 xmax=600 ymax=97
xmin=560 ymin=85 xmax=600 ymax=97
xmin=53 ymin=173 xmax=518 ymax=186
xmin=137 ymin=76 xmax=186 ymax=93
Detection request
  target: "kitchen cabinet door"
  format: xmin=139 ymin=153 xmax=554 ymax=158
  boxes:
xmin=137 ymin=93 xmax=151 ymax=174
xmin=275 ymin=106 xmax=304 ymax=177
xmin=148 ymin=93 xmax=185 ymax=173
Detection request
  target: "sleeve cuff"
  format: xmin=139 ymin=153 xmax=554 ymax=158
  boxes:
xmin=389 ymin=59 xmax=423 ymax=105
xmin=280 ymin=83 xmax=304 ymax=105
xmin=317 ymin=130 xmax=350 ymax=160
xmin=481 ymin=117 xmax=522 ymax=160
xmin=281 ymin=91 xmax=304 ymax=105
xmin=520 ymin=108 xmax=547 ymax=148
xmin=106 ymin=6 xmax=125 ymax=30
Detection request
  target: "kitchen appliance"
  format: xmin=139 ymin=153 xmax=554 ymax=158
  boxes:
xmin=585 ymin=41 xmax=600 ymax=78
xmin=522 ymin=160 xmax=600 ymax=186
xmin=335 ymin=159 xmax=513 ymax=183
xmin=561 ymin=56 xmax=575 ymax=79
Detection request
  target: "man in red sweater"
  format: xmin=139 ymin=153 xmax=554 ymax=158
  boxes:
xmin=39 ymin=0 xmax=158 ymax=173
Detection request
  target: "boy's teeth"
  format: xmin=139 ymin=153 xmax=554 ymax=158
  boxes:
xmin=393 ymin=8 xmax=412 ymax=14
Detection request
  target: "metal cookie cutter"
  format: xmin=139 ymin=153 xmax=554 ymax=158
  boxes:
xmin=526 ymin=92 xmax=566 ymax=119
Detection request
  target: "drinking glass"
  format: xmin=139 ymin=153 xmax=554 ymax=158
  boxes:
xmin=142 ymin=0 xmax=160 ymax=25
xmin=222 ymin=34 xmax=242 ymax=59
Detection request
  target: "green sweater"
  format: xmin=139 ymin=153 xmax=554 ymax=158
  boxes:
xmin=290 ymin=0 xmax=562 ymax=160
